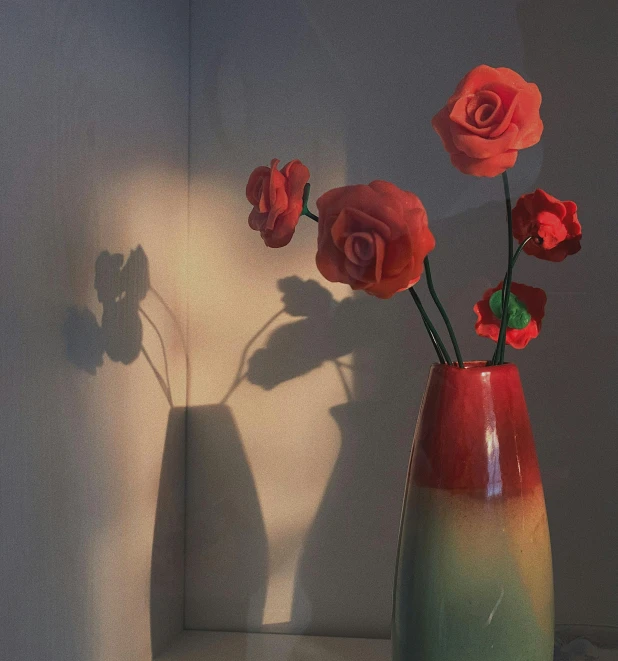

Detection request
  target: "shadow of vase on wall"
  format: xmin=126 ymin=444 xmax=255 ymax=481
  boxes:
xmin=150 ymin=406 xmax=187 ymax=658
xmin=183 ymin=404 xmax=269 ymax=637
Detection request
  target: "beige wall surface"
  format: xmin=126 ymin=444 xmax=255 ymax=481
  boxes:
xmin=186 ymin=0 xmax=617 ymax=637
xmin=1 ymin=0 xmax=616 ymax=656
xmin=0 ymin=2 xmax=189 ymax=660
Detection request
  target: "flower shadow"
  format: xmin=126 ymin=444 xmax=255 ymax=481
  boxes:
xmin=64 ymin=245 xmax=173 ymax=406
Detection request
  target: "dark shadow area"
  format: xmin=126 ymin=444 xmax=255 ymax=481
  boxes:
xmin=150 ymin=407 xmax=186 ymax=658
xmin=516 ymin=0 xmax=618 ymax=626
xmin=64 ymin=245 xmax=175 ymax=406
xmin=184 ymin=404 xmax=269 ymax=641
xmin=64 ymin=246 xmax=191 ymax=656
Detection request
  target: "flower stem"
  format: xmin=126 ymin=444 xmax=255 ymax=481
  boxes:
xmin=512 ymin=236 xmax=533 ymax=267
xmin=409 ymin=287 xmax=452 ymax=365
xmin=423 ymin=256 xmax=464 ymax=368
xmin=301 ymin=182 xmax=319 ymax=221
xmin=491 ymin=235 xmax=534 ymax=365
xmin=421 ymin=316 xmax=447 ymax=364
xmin=492 ymin=172 xmax=514 ymax=366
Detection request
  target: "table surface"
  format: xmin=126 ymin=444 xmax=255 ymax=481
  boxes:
xmin=156 ymin=628 xmax=618 ymax=661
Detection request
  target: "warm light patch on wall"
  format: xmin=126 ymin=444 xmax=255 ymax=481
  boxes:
xmin=186 ymin=153 xmax=352 ymax=631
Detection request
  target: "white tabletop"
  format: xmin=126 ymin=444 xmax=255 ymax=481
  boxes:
xmin=156 ymin=631 xmax=390 ymax=661
xmin=156 ymin=629 xmax=618 ymax=661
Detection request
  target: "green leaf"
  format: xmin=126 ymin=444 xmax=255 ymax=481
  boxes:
xmin=489 ymin=289 xmax=532 ymax=330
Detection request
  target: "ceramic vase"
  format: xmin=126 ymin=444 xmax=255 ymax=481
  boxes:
xmin=392 ymin=362 xmax=554 ymax=661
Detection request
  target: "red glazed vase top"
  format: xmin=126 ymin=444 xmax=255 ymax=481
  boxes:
xmin=412 ymin=361 xmax=541 ymax=497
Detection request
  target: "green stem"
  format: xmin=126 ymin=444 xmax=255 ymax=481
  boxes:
xmin=301 ymin=182 xmax=319 ymax=221
xmin=512 ymin=236 xmax=533 ymax=267
xmin=420 ymin=315 xmax=447 ymax=364
xmin=492 ymin=172 xmax=514 ymax=365
xmin=423 ymin=256 xmax=464 ymax=368
xmin=491 ymin=235 xmax=534 ymax=365
xmin=409 ymin=287 xmax=452 ymax=365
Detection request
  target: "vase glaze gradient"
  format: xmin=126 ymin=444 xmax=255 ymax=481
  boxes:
xmin=392 ymin=362 xmax=554 ymax=661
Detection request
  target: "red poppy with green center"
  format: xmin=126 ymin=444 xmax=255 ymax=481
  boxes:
xmin=474 ymin=281 xmax=547 ymax=349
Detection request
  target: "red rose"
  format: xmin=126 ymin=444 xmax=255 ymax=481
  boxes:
xmin=246 ymin=158 xmax=310 ymax=247
xmin=432 ymin=65 xmax=543 ymax=177
xmin=474 ymin=281 xmax=547 ymax=349
xmin=315 ymin=181 xmax=435 ymax=299
xmin=512 ymin=189 xmax=581 ymax=262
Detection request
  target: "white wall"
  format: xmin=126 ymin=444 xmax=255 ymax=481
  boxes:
xmin=1 ymin=0 xmax=616 ymax=655
xmin=187 ymin=0 xmax=617 ymax=637
xmin=0 ymin=2 xmax=189 ymax=660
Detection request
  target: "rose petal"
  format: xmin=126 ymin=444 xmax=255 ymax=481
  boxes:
xmin=330 ymin=207 xmax=393 ymax=250
xmin=344 ymin=232 xmax=386 ymax=284
xmin=446 ymin=65 xmax=507 ymax=107
xmin=281 ymin=159 xmax=310 ymax=202
xmin=366 ymin=265 xmax=420 ymax=298
xmin=431 ymin=106 xmax=459 ymax=154
xmin=246 ymin=166 xmax=271 ymax=207
xmin=468 ymin=90 xmax=503 ymax=126
xmin=509 ymin=83 xmax=543 ymax=149
xmin=493 ymin=67 xmax=530 ymax=89
xmin=368 ymin=181 xmax=426 ymax=216
xmin=532 ymin=189 xmax=566 ymax=219
xmin=265 ymin=164 xmax=288 ymax=231
xmin=316 ymin=234 xmax=351 ymax=286
xmin=381 ymin=229 xmax=413 ymax=277
xmin=479 ymin=83 xmax=520 ymax=137
xmin=317 ymin=184 xmax=403 ymax=229
xmin=248 ymin=208 xmax=268 ymax=232
xmin=450 ymin=149 xmax=518 ymax=177
xmin=344 ymin=232 xmax=375 ymax=265
xmin=450 ymin=96 xmax=496 ymax=137
xmin=536 ymin=211 xmax=568 ymax=249
xmin=451 ymin=123 xmax=519 ymax=159
xmin=261 ymin=208 xmax=302 ymax=248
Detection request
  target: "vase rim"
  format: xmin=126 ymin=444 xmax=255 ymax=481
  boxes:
xmin=432 ymin=360 xmax=517 ymax=371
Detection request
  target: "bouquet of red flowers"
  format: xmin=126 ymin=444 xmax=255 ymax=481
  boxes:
xmin=246 ymin=65 xmax=581 ymax=367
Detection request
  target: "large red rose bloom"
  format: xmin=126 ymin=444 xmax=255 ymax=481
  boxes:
xmin=315 ymin=181 xmax=435 ymax=299
xmin=432 ymin=65 xmax=543 ymax=177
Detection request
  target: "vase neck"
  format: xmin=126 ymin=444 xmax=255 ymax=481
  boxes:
xmin=411 ymin=362 xmax=541 ymax=498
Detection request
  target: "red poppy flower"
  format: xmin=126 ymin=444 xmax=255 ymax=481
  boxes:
xmin=474 ymin=281 xmax=547 ymax=349
xmin=512 ymin=189 xmax=581 ymax=262
xmin=432 ymin=65 xmax=543 ymax=177
xmin=246 ymin=158 xmax=310 ymax=247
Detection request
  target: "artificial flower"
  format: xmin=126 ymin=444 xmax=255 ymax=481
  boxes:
xmin=512 ymin=189 xmax=581 ymax=262
xmin=315 ymin=180 xmax=435 ymax=299
xmin=432 ymin=65 xmax=543 ymax=177
xmin=246 ymin=158 xmax=310 ymax=247
xmin=474 ymin=281 xmax=547 ymax=349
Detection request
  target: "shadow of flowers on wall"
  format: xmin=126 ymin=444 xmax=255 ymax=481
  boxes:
xmin=221 ymin=276 xmax=359 ymax=405
xmin=64 ymin=245 xmax=177 ymax=407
